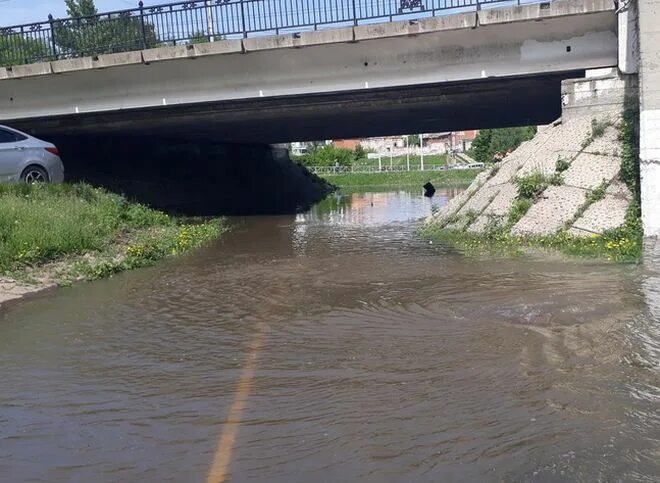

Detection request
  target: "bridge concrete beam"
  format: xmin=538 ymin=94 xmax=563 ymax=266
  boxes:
xmin=6 ymin=72 xmax=580 ymax=143
xmin=0 ymin=0 xmax=616 ymax=139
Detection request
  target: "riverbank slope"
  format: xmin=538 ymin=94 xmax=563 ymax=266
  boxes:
xmin=424 ymin=111 xmax=641 ymax=261
xmin=0 ymin=183 xmax=225 ymax=309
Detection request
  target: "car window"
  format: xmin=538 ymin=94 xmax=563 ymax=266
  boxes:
xmin=0 ymin=129 xmax=26 ymax=143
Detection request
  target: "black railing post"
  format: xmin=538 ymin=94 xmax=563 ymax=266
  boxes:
xmin=48 ymin=14 xmax=58 ymax=61
xmin=352 ymin=0 xmax=357 ymax=26
xmin=138 ymin=1 xmax=148 ymax=49
xmin=240 ymin=0 xmax=247 ymax=38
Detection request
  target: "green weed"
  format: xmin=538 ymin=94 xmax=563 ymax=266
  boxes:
xmin=0 ymin=183 xmax=223 ymax=275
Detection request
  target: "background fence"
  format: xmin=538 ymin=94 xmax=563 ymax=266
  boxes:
xmin=308 ymin=163 xmax=484 ymax=174
xmin=1 ymin=0 xmax=530 ymax=66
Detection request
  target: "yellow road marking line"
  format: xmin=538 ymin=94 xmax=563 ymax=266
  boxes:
xmin=207 ymin=322 xmax=268 ymax=483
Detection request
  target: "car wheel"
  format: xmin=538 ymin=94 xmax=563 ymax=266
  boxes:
xmin=21 ymin=166 xmax=50 ymax=183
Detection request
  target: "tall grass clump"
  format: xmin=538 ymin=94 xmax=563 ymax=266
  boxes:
xmin=0 ymin=183 xmax=219 ymax=273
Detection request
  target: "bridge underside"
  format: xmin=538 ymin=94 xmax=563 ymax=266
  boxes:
xmin=10 ymin=72 xmax=581 ymax=143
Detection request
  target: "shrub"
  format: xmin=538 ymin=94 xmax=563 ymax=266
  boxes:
xmin=555 ymin=157 xmax=570 ymax=172
xmin=294 ymin=145 xmax=357 ymax=167
xmin=591 ymin=118 xmax=609 ymax=139
xmin=515 ymin=172 xmax=551 ymax=200
xmin=470 ymin=126 xmax=537 ymax=163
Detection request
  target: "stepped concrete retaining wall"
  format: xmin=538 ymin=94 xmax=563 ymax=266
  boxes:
xmin=427 ymin=71 xmax=635 ymax=238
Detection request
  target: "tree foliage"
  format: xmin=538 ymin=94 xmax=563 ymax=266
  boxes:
xmin=294 ymin=145 xmax=367 ymax=167
xmin=54 ymin=0 xmax=158 ymax=58
xmin=470 ymin=127 xmax=537 ymax=163
xmin=407 ymin=134 xmax=421 ymax=147
xmin=0 ymin=35 xmax=51 ymax=66
xmin=65 ymin=0 xmax=98 ymax=17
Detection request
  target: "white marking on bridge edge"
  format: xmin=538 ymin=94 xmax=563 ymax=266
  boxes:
xmin=75 ymin=106 xmax=79 ymax=114
xmin=259 ymin=90 xmax=264 ymax=97
xmin=162 ymin=98 xmax=167 ymax=106
xmin=365 ymin=81 xmax=369 ymax=88
xmin=481 ymin=70 xmax=486 ymax=78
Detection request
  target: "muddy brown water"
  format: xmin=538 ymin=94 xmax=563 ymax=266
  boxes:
xmin=1 ymin=188 xmax=659 ymax=482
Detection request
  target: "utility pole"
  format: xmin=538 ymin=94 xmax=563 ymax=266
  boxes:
xmin=406 ymin=135 xmax=410 ymax=171
xmin=420 ymin=133 xmax=425 ymax=171
xmin=206 ymin=0 xmax=215 ymax=42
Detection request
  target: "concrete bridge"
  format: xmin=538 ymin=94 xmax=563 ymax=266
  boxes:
xmin=0 ymin=0 xmax=659 ymax=235
xmin=1 ymin=0 xmax=617 ymax=141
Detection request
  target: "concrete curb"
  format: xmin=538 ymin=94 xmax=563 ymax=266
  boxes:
xmin=0 ymin=0 xmax=616 ymax=81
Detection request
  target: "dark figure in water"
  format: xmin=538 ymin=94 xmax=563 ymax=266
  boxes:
xmin=423 ymin=182 xmax=436 ymax=197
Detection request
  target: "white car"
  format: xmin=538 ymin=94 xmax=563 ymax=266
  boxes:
xmin=0 ymin=125 xmax=64 ymax=183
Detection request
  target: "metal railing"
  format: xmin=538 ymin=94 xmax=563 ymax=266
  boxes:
xmin=308 ymin=163 xmax=484 ymax=174
xmin=1 ymin=0 xmax=529 ymax=67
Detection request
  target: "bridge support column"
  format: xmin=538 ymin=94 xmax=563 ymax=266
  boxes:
xmin=639 ymin=0 xmax=660 ymax=236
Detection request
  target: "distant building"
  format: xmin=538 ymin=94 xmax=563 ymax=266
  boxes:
xmin=333 ymin=139 xmax=362 ymax=150
xmin=290 ymin=140 xmax=330 ymax=156
xmin=308 ymin=131 xmax=479 ymax=157
xmin=451 ymin=130 xmax=479 ymax=152
xmin=358 ymin=136 xmax=406 ymax=152
xmin=290 ymin=142 xmax=309 ymax=156
xmin=424 ymin=131 xmax=479 ymax=153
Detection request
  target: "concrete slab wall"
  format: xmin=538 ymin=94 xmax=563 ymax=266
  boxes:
xmin=0 ymin=0 xmax=616 ymax=126
xmin=618 ymin=0 xmax=640 ymax=74
xmin=638 ymin=0 xmax=660 ymax=236
xmin=561 ymin=69 xmax=638 ymax=121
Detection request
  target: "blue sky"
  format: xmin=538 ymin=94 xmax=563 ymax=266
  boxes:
xmin=1 ymin=0 xmax=147 ymax=25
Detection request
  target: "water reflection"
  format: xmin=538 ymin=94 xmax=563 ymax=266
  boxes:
xmin=300 ymin=188 xmax=463 ymax=226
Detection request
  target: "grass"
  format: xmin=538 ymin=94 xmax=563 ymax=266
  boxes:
xmin=508 ymin=198 xmax=533 ymax=226
xmin=320 ymin=169 xmax=480 ymax=188
xmin=582 ymin=118 xmax=613 ymax=149
xmin=421 ymin=208 xmax=642 ymax=262
xmin=0 ymin=183 xmax=224 ymax=282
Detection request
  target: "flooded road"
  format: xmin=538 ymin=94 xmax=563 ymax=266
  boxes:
xmin=1 ymin=188 xmax=659 ymax=482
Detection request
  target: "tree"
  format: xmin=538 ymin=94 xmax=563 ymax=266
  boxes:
xmin=64 ymin=0 xmax=97 ymax=17
xmin=293 ymin=145 xmax=359 ymax=167
xmin=407 ymin=134 xmax=421 ymax=147
xmin=354 ymin=144 xmax=367 ymax=161
xmin=54 ymin=0 xmax=158 ymax=58
xmin=470 ymin=129 xmax=493 ymax=163
xmin=0 ymin=35 xmax=51 ymax=66
xmin=470 ymin=127 xmax=536 ymax=163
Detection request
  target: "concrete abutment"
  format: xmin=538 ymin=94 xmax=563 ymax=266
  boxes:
xmin=638 ymin=0 xmax=660 ymax=237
